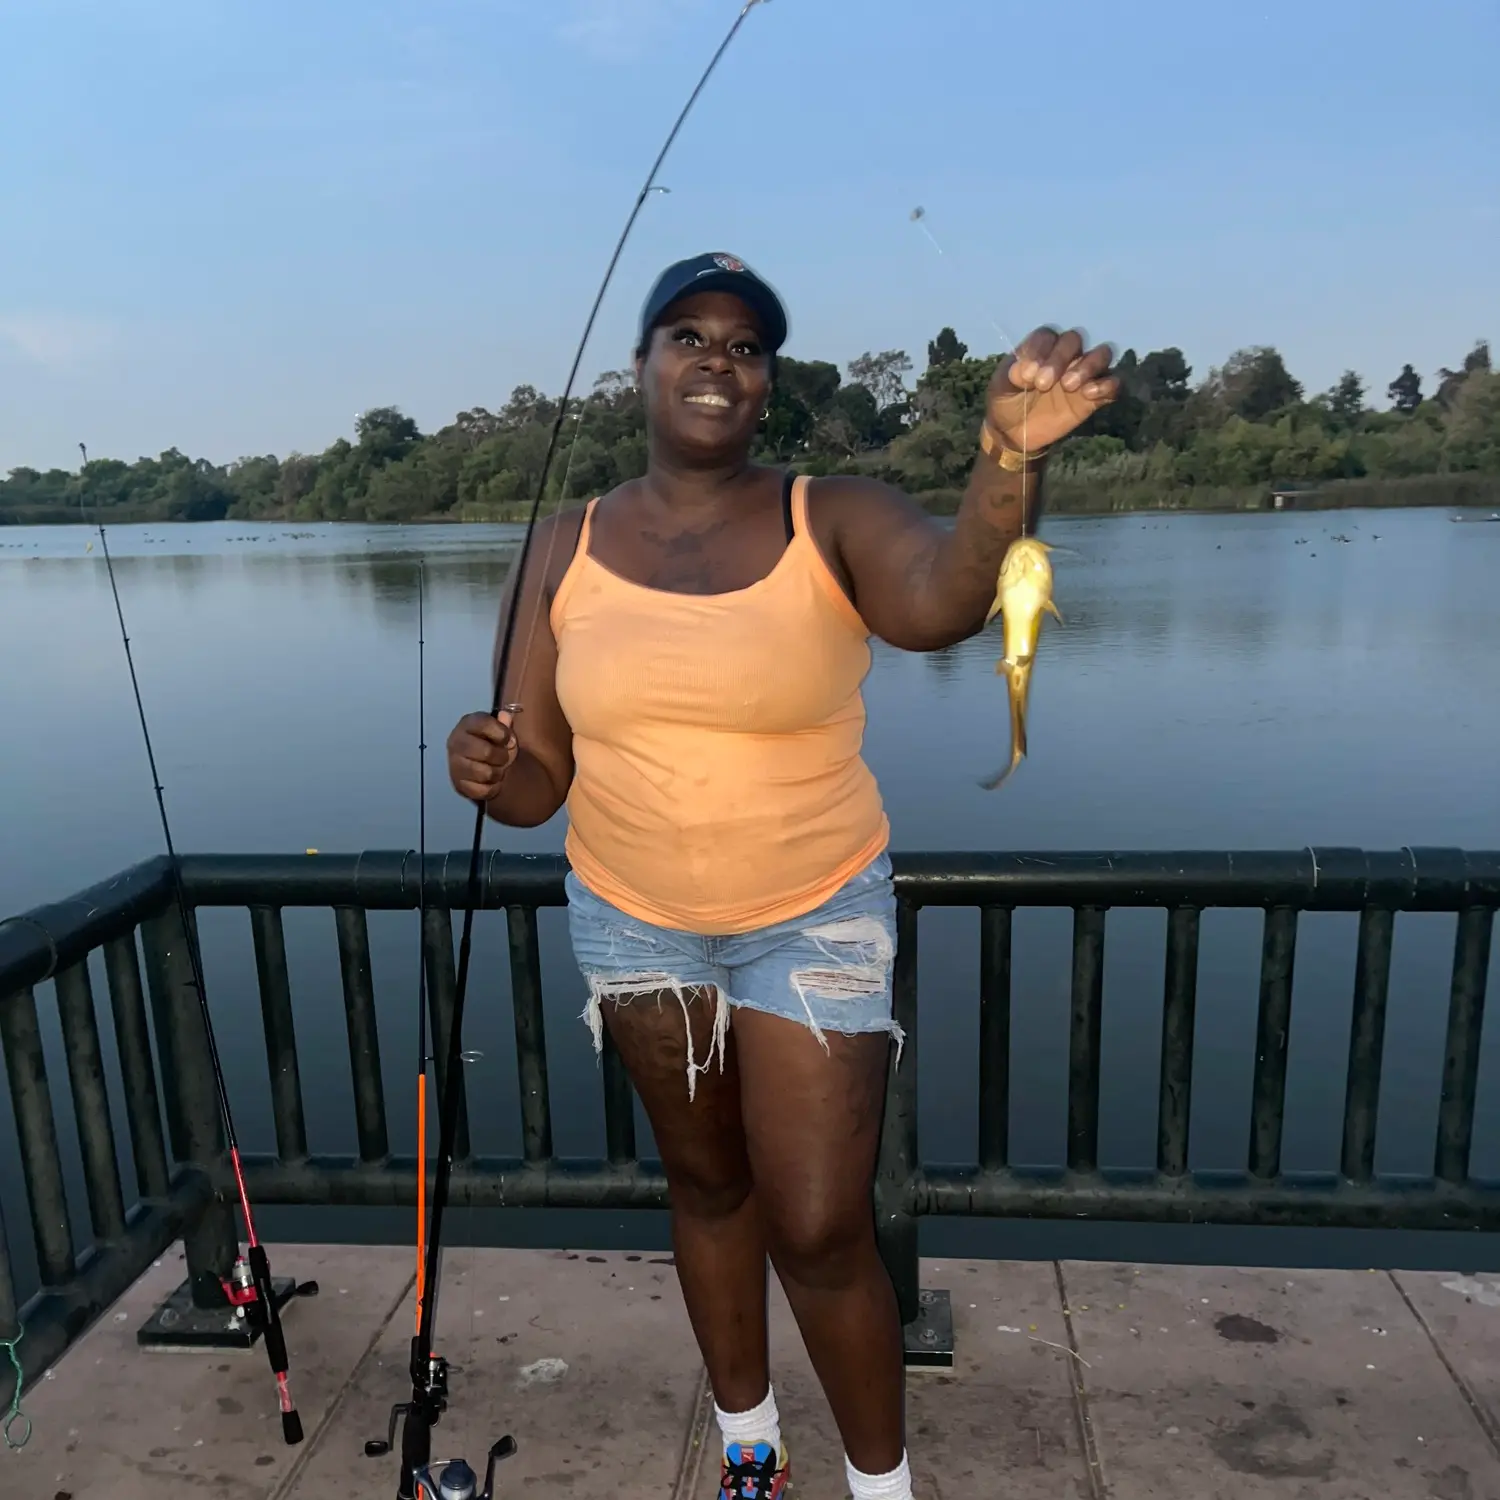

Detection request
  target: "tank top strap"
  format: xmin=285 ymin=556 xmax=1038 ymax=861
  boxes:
xmin=576 ymin=495 xmax=600 ymax=550
xmin=789 ymin=473 xmax=811 ymax=537
xmin=787 ymin=475 xmax=867 ymax=638
xmin=549 ymin=497 xmax=600 ymax=632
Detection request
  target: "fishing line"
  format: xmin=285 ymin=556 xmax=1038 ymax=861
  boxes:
xmin=905 ymin=208 xmax=1081 ymax=796
xmin=366 ymin=6 xmax=773 ymax=1495
xmin=503 ymin=350 xmax=633 ymax=720
xmin=908 ymin=205 xmax=1036 ymax=533
xmin=75 ymin=442 xmax=309 ymax=1446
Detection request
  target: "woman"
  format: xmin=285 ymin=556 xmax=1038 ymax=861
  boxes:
xmin=446 ymin=251 xmax=1116 ymax=1500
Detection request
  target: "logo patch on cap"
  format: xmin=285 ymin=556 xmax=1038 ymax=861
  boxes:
xmin=712 ymin=253 xmax=746 ymax=273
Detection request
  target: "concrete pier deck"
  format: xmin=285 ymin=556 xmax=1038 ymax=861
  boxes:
xmin=7 ymin=1244 xmax=1500 ymax=1497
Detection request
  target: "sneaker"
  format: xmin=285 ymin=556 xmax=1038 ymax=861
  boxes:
xmin=719 ymin=1439 xmax=790 ymax=1499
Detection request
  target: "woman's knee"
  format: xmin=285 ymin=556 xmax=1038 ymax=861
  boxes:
xmin=668 ymin=1159 xmax=754 ymax=1222
xmin=763 ymin=1199 xmax=876 ymax=1288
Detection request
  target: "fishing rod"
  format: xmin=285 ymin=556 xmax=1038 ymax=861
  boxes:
xmin=361 ymin=4 xmax=773 ymax=1495
xmin=76 ymin=443 xmax=309 ymax=1445
xmin=413 ymin=561 xmax=431 ymax=1349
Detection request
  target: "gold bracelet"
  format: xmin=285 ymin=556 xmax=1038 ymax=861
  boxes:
xmin=980 ymin=420 xmax=1049 ymax=472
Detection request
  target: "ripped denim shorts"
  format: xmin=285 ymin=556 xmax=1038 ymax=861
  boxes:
xmin=564 ymin=851 xmax=903 ymax=1099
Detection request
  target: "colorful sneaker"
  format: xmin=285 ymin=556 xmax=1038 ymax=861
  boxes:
xmin=719 ymin=1439 xmax=790 ymax=1499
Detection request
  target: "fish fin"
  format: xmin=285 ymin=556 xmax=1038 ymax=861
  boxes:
xmin=1044 ymin=599 xmax=1064 ymax=624
xmin=984 ymin=594 xmax=1004 ymax=626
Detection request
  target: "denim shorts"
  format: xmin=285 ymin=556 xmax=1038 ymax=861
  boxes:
xmin=565 ymin=851 xmax=902 ymax=1099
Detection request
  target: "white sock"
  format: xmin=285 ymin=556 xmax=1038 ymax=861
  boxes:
xmin=846 ymin=1450 xmax=914 ymax=1500
xmin=714 ymin=1385 xmax=782 ymax=1458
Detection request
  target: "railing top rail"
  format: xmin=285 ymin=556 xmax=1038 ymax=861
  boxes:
xmin=2 ymin=848 xmax=1495 ymax=997
xmin=162 ymin=847 xmax=1500 ymax=913
xmin=0 ymin=856 xmax=173 ymax=993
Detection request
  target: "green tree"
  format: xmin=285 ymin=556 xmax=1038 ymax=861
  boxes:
xmin=8 ymin=321 xmax=1496 ymax=527
xmin=1326 ymin=370 xmax=1365 ymax=427
xmin=925 ymin=327 xmax=968 ymax=370
xmin=847 ymin=350 xmax=912 ymax=413
xmin=1207 ymin=347 xmax=1303 ymax=423
xmin=1387 ymin=363 xmax=1423 ymax=412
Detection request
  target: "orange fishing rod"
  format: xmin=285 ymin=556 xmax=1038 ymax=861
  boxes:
xmin=414 ymin=561 xmax=430 ymax=1337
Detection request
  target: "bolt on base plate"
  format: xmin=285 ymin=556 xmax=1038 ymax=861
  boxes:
xmin=903 ymin=1287 xmax=954 ymax=1369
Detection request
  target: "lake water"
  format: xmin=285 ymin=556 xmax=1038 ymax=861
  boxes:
xmin=3 ymin=507 xmax=1499 ymax=1297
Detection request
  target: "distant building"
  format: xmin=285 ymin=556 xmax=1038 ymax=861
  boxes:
xmin=1268 ymin=483 xmax=1321 ymax=510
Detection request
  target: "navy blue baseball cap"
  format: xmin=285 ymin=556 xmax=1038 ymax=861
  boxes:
xmin=637 ymin=252 xmax=789 ymax=355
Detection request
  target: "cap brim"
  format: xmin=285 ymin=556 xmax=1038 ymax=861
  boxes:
xmin=652 ymin=272 xmax=788 ymax=352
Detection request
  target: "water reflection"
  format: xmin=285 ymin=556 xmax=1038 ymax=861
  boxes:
xmin=2 ymin=507 xmax=1499 ymax=1288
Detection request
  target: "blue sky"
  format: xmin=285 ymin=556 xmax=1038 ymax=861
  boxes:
xmin=2 ymin=0 xmax=1496 ymax=473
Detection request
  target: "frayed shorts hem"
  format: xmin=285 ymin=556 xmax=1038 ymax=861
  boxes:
xmin=566 ymin=855 xmax=902 ymax=1100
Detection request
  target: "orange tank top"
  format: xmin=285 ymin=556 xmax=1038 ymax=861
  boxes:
xmin=549 ymin=476 xmax=889 ymax=936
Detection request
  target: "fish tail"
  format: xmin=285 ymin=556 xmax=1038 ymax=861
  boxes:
xmin=981 ymin=659 xmax=1028 ymax=790
xmin=979 ymin=741 xmax=1024 ymax=791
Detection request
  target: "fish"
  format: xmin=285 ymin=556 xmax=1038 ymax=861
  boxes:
xmin=980 ymin=536 xmax=1062 ymax=790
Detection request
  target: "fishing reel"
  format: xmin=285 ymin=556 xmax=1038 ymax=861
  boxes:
xmin=363 ymin=1347 xmax=448 ymax=1460
xmin=410 ymin=1442 xmax=518 ymax=1500
xmin=220 ymin=1253 xmax=320 ymax=1324
xmin=365 ymin=1342 xmax=517 ymax=1499
xmin=220 ymin=1251 xmax=320 ymax=1444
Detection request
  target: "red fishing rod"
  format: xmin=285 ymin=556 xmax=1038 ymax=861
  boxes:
xmin=361 ymin=5 xmax=773 ymax=1495
xmin=77 ymin=443 xmax=311 ymax=1445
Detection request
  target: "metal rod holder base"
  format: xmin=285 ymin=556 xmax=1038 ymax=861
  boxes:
xmin=136 ymin=1275 xmax=299 ymax=1350
xmin=902 ymin=1287 xmax=954 ymax=1368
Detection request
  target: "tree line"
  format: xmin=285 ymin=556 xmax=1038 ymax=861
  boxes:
xmin=3 ymin=332 xmax=1496 ymax=524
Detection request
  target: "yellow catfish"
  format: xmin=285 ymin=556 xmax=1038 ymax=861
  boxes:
xmin=980 ymin=536 xmax=1062 ymax=790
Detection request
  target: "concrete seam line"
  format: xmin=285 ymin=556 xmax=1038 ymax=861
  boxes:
xmin=1053 ymin=1261 xmax=1109 ymax=1499
xmin=669 ymin=1364 xmax=715 ymax=1500
xmin=270 ymin=1265 xmax=418 ymax=1500
xmin=1388 ymin=1269 xmax=1500 ymax=1460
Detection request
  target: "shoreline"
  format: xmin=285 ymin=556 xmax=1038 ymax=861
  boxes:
xmin=4 ymin=476 xmax=1498 ymax=528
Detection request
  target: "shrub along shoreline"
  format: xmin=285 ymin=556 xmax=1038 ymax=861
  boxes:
xmin=5 ymin=330 xmax=1495 ymax=527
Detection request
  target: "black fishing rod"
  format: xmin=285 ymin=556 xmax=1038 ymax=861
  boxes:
xmin=413 ymin=560 xmax=433 ymax=1348
xmin=76 ymin=443 xmax=309 ymax=1445
xmin=361 ymin=4 xmax=773 ymax=1495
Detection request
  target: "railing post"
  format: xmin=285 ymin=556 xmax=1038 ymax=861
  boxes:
xmin=1341 ymin=907 xmax=1395 ymax=1183
xmin=1068 ymin=906 xmax=1107 ymax=1171
xmin=250 ymin=906 xmax=308 ymax=1165
xmin=1157 ymin=905 xmax=1201 ymax=1177
xmin=104 ymin=931 xmax=171 ymax=1200
xmin=874 ymin=897 xmax=951 ymax=1366
xmin=422 ymin=907 xmax=471 ymax=1163
xmin=506 ymin=906 xmax=553 ymax=1163
xmin=0 ymin=1192 xmax=17 ymax=1347
xmin=1250 ymin=905 xmax=1299 ymax=1179
xmin=140 ymin=904 xmax=237 ymax=1308
xmin=0 ymin=986 xmax=75 ymax=1289
xmin=335 ymin=906 xmax=389 ymax=1165
xmin=55 ymin=960 xmax=128 ymax=1244
xmin=977 ymin=906 xmax=1013 ymax=1170
xmin=1436 ymin=907 xmax=1495 ymax=1184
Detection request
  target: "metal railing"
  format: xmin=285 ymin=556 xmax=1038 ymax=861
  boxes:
xmin=1 ymin=846 xmax=1497 ymax=1383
